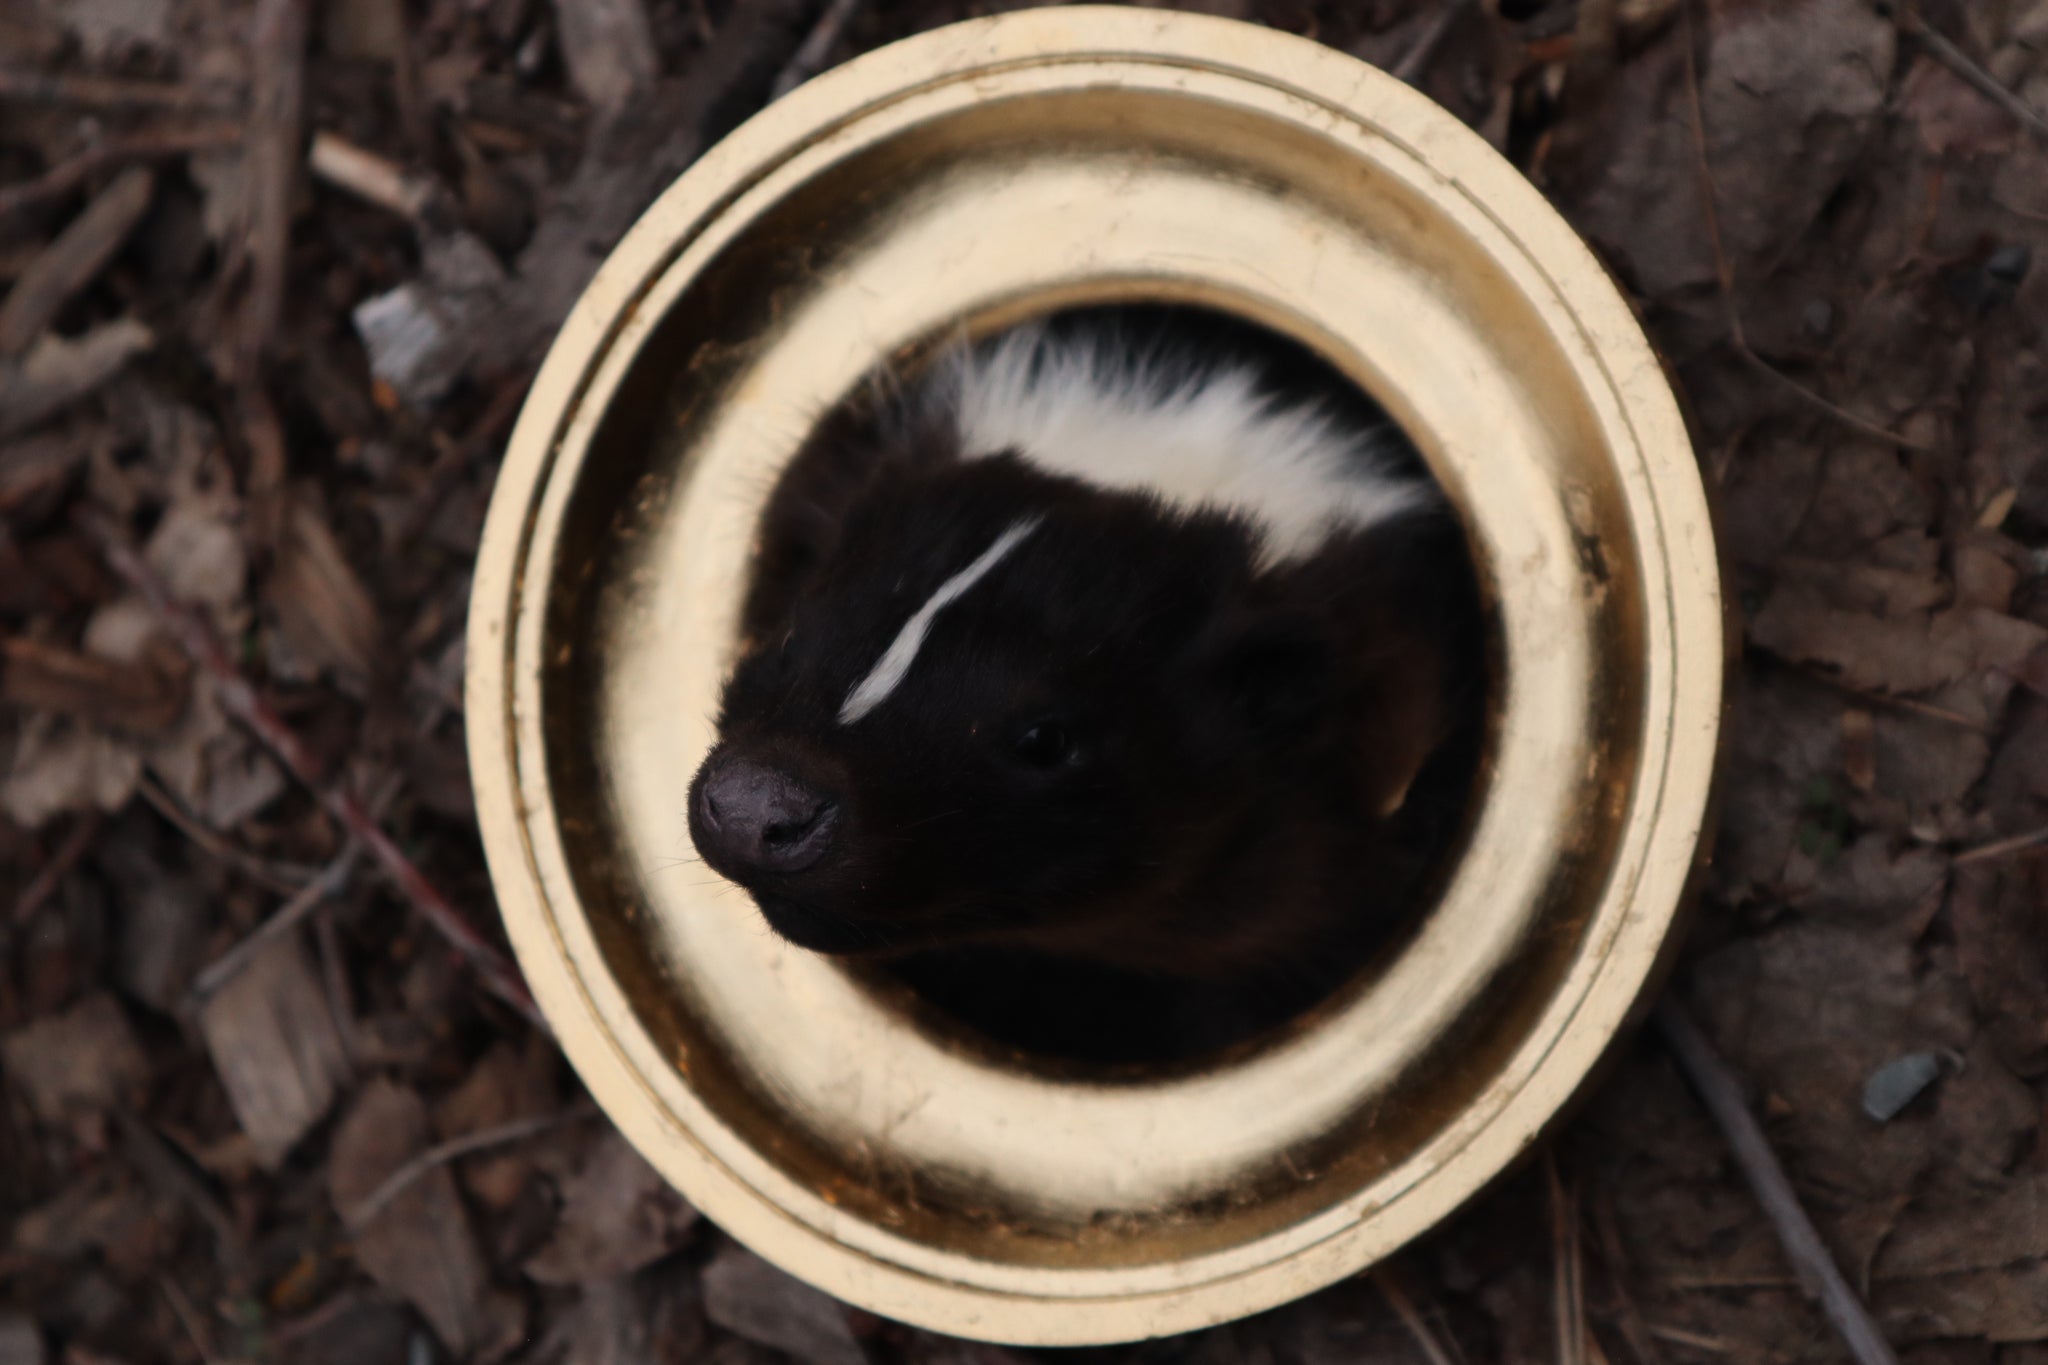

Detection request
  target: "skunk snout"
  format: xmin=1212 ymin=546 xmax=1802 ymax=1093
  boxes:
xmin=691 ymin=754 xmax=841 ymax=876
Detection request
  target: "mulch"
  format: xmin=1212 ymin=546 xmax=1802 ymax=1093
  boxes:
xmin=3 ymin=0 xmax=2047 ymax=1361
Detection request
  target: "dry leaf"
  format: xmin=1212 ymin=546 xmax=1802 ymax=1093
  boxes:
xmin=330 ymin=1079 xmax=503 ymax=1356
xmin=1 ymin=993 xmax=147 ymax=1123
xmin=522 ymin=1130 xmax=699 ymax=1285
xmin=702 ymin=1244 xmax=866 ymax=1365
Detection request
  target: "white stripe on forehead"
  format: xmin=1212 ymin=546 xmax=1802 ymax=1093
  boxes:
xmin=943 ymin=327 xmax=1430 ymax=568
xmin=838 ymin=516 xmax=1044 ymax=726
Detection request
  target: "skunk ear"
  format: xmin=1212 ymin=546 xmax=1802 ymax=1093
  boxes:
xmin=1186 ymin=609 xmax=1336 ymax=740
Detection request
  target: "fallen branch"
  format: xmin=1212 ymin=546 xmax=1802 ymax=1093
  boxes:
xmin=1654 ymin=999 xmax=1900 ymax=1365
xmin=344 ymin=1106 xmax=597 ymax=1230
xmin=78 ymin=511 xmax=546 ymax=1030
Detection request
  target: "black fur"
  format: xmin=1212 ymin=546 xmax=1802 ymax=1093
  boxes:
xmin=688 ymin=315 xmax=1484 ymax=1064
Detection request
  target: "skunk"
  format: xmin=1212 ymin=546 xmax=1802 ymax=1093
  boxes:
xmin=687 ymin=311 xmax=1483 ymax=1062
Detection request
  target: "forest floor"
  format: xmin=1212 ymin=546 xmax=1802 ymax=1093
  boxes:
xmin=3 ymin=0 xmax=2048 ymax=1361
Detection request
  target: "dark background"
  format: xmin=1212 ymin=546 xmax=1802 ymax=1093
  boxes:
xmin=2 ymin=0 xmax=2046 ymax=1361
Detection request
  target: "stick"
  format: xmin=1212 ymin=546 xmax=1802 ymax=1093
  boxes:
xmin=1900 ymin=10 xmax=2048 ymax=145
xmin=0 ymin=166 xmax=156 ymax=355
xmin=307 ymin=131 xmax=442 ymax=220
xmin=344 ymin=1107 xmax=596 ymax=1229
xmin=772 ymin=0 xmax=863 ymax=98
xmin=9 ymin=811 xmax=103 ymax=923
xmin=1370 ymin=1266 xmax=1460 ymax=1365
xmin=0 ymin=67 xmax=237 ymax=112
xmin=1392 ymin=0 xmax=1476 ymax=85
xmin=240 ymin=0 xmax=312 ymax=376
xmin=78 ymin=513 xmax=547 ymax=1030
xmin=1654 ymin=1000 xmax=1901 ymax=1365
xmin=0 ymin=125 xmax=241 ymax=223
xmin=188 ymin=842 xmax=363 ymax=1000
xmin=1550 ymin=1153 xmax=1589 ymax=1365
xmin=1952 ymin=824 xmax=2048 ymax=866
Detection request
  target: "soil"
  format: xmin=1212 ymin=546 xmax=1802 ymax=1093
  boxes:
xmin=2 ymin=0 xmax=2046 ymax=1362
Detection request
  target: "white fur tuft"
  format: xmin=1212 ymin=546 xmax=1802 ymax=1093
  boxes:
xmin=839 ymin=516 xmax=1044 ymax=725
xmin=941 ymin=327 xmax=1428 ymax=566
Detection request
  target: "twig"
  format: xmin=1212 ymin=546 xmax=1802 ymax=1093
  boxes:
xmin=134 ymin=774 xmax=312 ymax=896
xmin=1589 ymin=1187 xmax=1666 ymax=1365
xmin=9 ymin=810 xmax=103 ymax=923
xmin=79 ymin=512 xmax=547 ymax=1030
xmin=344 ymin=1107 xmax=597 ymax=1230
xmin=0 ymin=124 xmax=242 ymax=222
xmin=0 ymin=166 xmax=156 ymax=355
xmin=307 ymin=130 xmax=443 ymax=220
xmin=0 ymin=67 xmax=238 ymax=112
xmin=1952 ymin=824 xmax=2048 ymax=866
xmin=160 ymin=1280 xmax=222 ymax=1365
xmin=240 ymin=0 xmax=313 ymax=376
xmin=1370 ymin=1265 xmax=1460 ymax=1365
xmin=188 ymin=842 xmax=363 ymax=1000
xmin=1677 ymin=2 xmax=1932 ymax=454
xmin=1899 ymin=9 xmax=2048 ymax=145
xmin=1392 ymin=0 xmax=1476 ymax=85
xmin=772 ymin=0 xmax=862 ymax=98
xmin=1654 ymin=999 xmax=1901 ymax=1365
xmin=1550 ymin=1152 xmax=1589 ymax=1365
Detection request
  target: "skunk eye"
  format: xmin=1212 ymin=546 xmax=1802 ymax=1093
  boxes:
xmin=1013 ymin=721 xmax=1075 ymax=768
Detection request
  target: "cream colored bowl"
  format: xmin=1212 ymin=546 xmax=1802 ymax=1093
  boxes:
xmin=466 ymin=7 xmax=1723 ymax=1344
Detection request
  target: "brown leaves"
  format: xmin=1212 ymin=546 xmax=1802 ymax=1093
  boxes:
xmin=329 ymin=1079 xmax=516 ymax=1357
xmin=1553 ymin=0 xmax=1894 ymax=298
xmin=1751 ymin=582 xmax=2047 ymax=697
xmin=703 ymin=1243 xmax=868 ymax=1365
xmin=522 ymin=1130 xmax=700 ymax=1285
xmin=1 ymin=993 xmax=147 ymax=1124
xmin=1948 ymin=862 xmax=2048 ymax=1077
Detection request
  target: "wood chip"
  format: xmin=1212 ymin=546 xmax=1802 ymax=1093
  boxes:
xmin=197 ymin=932 xmax=350 ymax=1167
xmin=702 ymin=1244 xmax=865 ymax=1365
xmin=329 ymin=1079 xmax=500 ymax=1357
xmin=0 ymin=1315 xmax=42 ymax=1365
xmin=261 ymin=489 xmax=382 ymax=681
xmin=1 ymin=992 xmax=147 ymax=1123
xmin=549 ymin=0 xmax=658 ymax=110
xmin=0 ymin=319 xmax=153 ymax=440
xmin=0 ymin=635 xmax=190 ymax=736
xmin=307 ymin=131 xmax=440 ymax=220
xmin=0 ymin=166 xmax=156 ymax=356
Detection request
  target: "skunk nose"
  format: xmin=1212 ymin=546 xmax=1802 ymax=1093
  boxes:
xmin=693 ymin=756 xmax=840 ymax=875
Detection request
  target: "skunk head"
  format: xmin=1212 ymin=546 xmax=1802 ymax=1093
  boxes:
xmin=687 ymin=447 xmax=1352 ymax=962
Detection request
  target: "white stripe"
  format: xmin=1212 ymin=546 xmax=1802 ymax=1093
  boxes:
xmin=838 ymin=516 xmax=1043 ymax=725
xmin=944 ymin=327 xmax=1429 ymax=568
